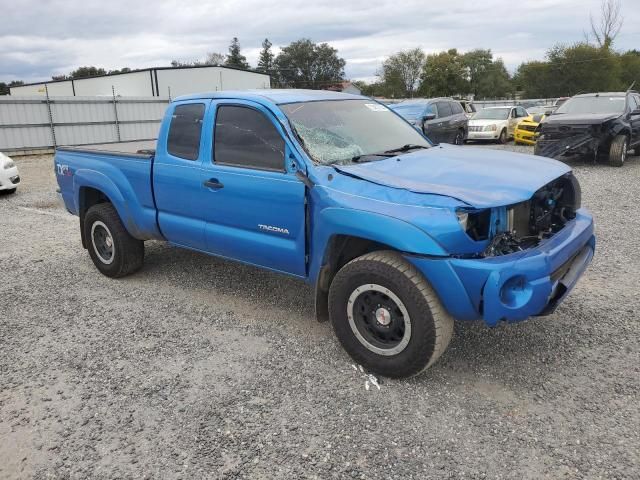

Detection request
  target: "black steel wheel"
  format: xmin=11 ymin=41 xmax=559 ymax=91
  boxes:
xmin=329 ymin=251 xmax=454 ymax=378
xmin=84 ymin=203 xmax=144 ymax=278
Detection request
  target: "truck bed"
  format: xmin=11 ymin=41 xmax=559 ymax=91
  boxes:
xmin=57 ymin=140 xmax=156 ymax=158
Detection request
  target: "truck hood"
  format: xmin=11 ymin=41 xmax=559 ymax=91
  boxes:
xmin=332 ymin=144 xmax=571 ymax=208
xmin=542 ymin=113 xmax=619 ymax=126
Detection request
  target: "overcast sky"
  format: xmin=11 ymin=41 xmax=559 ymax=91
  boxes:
xmin=2 ymin=0 xmax=639 ymax=84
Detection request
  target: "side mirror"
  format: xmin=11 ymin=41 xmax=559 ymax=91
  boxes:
xmin=545 ymin=110 xmax=553 ymax=116
xmin=630 ymin=108 xmax=640 ymax=116
xmin=423 ymin=113 xmax=436 ymax=121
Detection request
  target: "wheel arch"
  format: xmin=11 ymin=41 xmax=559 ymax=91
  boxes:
xmin=309 ymin=208 xmax=449 ymax=322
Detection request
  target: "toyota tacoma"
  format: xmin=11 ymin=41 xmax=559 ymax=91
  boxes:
xmin=55 ymin=90 xmax=595 ymax=377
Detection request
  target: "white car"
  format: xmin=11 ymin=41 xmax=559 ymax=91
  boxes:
xmin=0 ymin=152 xmax=20 ymax=194
xmin=467 ymin=106 xmax=529 ymax=144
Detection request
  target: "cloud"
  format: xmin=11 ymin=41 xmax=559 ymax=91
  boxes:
xmin=2 ymin=0 xmax=639 ymax=83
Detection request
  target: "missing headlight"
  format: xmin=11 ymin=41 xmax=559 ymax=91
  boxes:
xmin=457 ymin=209 xmax=491 ymax=241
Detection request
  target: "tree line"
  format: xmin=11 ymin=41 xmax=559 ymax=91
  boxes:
xmin=171 ymin=37 xmax=346 ymax=89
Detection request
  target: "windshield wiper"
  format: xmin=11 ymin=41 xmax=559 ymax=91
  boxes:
xmin=351 ymin=153 xmax=395 ymax=163
xmin=383 ymin=144 xmax=429 ymax=154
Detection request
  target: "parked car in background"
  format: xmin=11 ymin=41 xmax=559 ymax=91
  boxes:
xmin=514 ymin=106 xmax=554 ymax=146
xmin=389 ymin=98 xmax=468 ymax=145
xmin=457 ymin=99 xmax=477 ymax=118
xmin=535 ymin=91 xmax=640 ymax=167
xmin=0 ymin=152 xmax=20 ymax=194
xmin=467 ymin=106 xmax=528 ymax=144
xmin=54 ymin=89 xmax=595 ymax=378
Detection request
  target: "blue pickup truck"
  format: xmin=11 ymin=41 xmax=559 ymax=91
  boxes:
xmin=55 ymin=89 xmax=595 ymax=377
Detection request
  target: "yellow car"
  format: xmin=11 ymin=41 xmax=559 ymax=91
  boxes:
xmin=514 ymin=106 xmax=553 ymax=146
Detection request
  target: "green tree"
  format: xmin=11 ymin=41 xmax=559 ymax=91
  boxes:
xmin=69 ymin=66 xmax=107 ymax=79
xmin=380 ymin=48 xmax=425 ymax=98
xmin=619 ymin=50 xmax=640 ymax=89
xmin=226 ymin=37 xmax=250 ymax=70
xmin=274 ymin=39 xmax=345 ymax=89
xmin=462 ymin=49 xmax=494 ymax=98
xmin=547 ymin=42 xmax=621 ymax=95
xmin=257 ymin=38 xmax=274 ymax=73
xmin=513 ymin=61 xmax=554 ymax=98
xmin=419 ymin=49 xmax=467 ymax=97
xmin=476 ymin=58 xmax=512 ymax=98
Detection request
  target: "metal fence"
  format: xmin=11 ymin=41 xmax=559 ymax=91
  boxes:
xmin=0 ymin=92 xmax=169 ymax=155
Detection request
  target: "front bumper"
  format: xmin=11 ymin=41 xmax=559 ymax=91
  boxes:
xmin=514 ymin=127 xmax=537 ymax=145
xmin=467 ymin=130 xmax=499 ymax=140
xmin=0 ymin=166 xmax=20 ymax=190
xmin=406 ymin=209 xmax=595 ymax=326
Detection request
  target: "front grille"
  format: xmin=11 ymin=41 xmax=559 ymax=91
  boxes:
xmin=519 ymin=124 xmax=537 ymax=132
xmin=542 ymin=124 xmax=590 ymax=140
xmin=469 ymin=126 xmax=484 ymax=132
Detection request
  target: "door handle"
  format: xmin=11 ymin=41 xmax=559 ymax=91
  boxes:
xmin=204 ymin=179 xmax=224 ymax=190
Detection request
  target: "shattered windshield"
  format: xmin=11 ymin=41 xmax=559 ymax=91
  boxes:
xmin=555 ymin=96 xmax=626 ymax=115
xmin=281 ymin=100 xmax=430 ymax=165
xmin=473 ymin=108 xmax=511 ymax=120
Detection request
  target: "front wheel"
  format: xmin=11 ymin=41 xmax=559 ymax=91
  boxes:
xmin=608 ymin=135 xmax=628 ymax=167
xmin=328 ymin=251 xmax=454 ymax=378
xmin=497 ymin=129 xmax=507 ymax=144
xmin=84 ymin=203 xmax=144 ymax=278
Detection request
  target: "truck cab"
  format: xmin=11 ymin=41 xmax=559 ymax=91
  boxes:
xmin=55 ymin=90 xmax=595 ymax=378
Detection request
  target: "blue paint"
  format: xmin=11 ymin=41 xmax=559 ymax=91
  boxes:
xmin=55 ymin=89 xmax=595 ymax=326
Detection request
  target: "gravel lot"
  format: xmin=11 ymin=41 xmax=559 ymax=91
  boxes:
xmin=1 ymin=144 xmax=639 ymax=479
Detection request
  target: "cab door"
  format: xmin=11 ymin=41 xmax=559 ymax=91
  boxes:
xmin=153 ymin=100 xmax=211 ymax=251
xmin=200 ymin=101 xmax=307 ymax=277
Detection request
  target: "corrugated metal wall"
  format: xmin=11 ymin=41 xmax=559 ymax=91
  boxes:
xmin=0 ymin=95 xmax=169 ymax=154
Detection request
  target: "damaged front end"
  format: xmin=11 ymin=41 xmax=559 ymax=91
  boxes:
xmin=459 ymin=173 xmax=582 ymax=257
xmin=534 ymin=121 xmax=615 ymax=160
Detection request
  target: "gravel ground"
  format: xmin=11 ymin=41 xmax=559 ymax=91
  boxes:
xmin=1 ymin=144 xmax=639 ymax=479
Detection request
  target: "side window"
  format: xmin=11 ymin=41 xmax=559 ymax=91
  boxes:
xmin=214 ymin=105 xmax=285 ymax=171
xmin=451 ymin=101 xmax=464 ymax=115
xmin=167 ymin=103 xmax=205 ymax=161
xmin=630 ymin=95 xmax=640 ymax=110
xmin=510 ymin=108 xmax=517 ymax=118
xmin=518 ymin=107 xmax=528 ymax=117
xmin=436 ymin=101 xmax=452 ymax=118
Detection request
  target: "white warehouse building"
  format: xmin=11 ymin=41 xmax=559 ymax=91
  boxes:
xmin=10 ymin=66 xmax=271 ymax=97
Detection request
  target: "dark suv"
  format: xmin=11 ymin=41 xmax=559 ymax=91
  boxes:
xmin=389 ymin=98 xmax=468 ymax=145
xmin=535 ymin=91 xmax=640 ymax=167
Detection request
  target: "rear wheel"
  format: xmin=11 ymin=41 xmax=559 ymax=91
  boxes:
xmin=608 ymin=134 xmax=628 ymax=167
xmin=3 ymin=188 xmax=16 ymax=195
xmin=497 ymin=129 xmax=507 ymax=144
xmin=84 ymin=203 xmax=144 ymax=278
xmin=328 ymin=251 xmax=454 ymax=378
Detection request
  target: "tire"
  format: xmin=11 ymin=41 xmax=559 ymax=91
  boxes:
xmin=608 ymin=135 xmax=628 ymax=167
xmin=3 ymin=188 xmax=17 ymax=195
xmin=497 ymin=129 xmax=507 ymax=144
xmin=328 ymin=251 xmax=454 ymax=378
xmin=453 ymin=129 xmax=464 ymax=146
xmin=84 ymin=203 xmax=144 ymax=278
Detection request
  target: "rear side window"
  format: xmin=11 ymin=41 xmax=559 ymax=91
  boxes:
xmin=451 ymin=102 xmax=464 ymax=115
xmin=436 ymin=101 xmax=452 ymax=118
xmin=424 ymin=103 xmax=435 ymax=115
xmin=214 ymin=105 xmax=285 ymax=171
xmin=167 ymin=103 xmax=205 ymax=160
